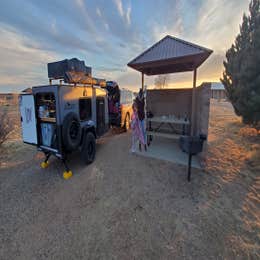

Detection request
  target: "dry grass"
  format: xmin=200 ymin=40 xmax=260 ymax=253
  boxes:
xmin=238 ymin=126 xmax=260 ymax=137
xmin=0 ymin=99 xmax=259 ymax=259
xmin=203 ymin=100 xmax=260 ymax=256
xmin=206 ymin=100 xmax=260 ymax=174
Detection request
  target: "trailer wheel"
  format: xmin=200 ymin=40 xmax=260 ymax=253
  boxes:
xmin=124 ymin=113 xmax=130 ymax=132
xmin=62 ymin=112 xmax=82 ymax=151
xmin=81 ymin=132 xmax=96 ymax=164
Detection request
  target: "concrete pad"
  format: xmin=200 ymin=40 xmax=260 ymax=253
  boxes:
xmin=135 ymin=136 xmax=201 ymax=169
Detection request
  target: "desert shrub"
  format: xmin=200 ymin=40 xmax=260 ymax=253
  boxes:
xmin=0 ymin=109 xmax=13 ymax=146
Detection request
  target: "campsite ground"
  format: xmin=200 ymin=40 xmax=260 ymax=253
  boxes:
xmin=0 ymin=100 xmax=259 ymax=259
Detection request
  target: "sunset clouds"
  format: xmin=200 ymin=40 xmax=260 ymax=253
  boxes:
xmin=0 ymin=0 xmax=250 ymax=92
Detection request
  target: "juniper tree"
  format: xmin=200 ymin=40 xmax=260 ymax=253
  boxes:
xmin=221 ymin=0 xmax=260 ymax=125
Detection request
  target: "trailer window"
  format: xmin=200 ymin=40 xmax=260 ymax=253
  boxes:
xmin=79 ymin=98 xmax=92 ymax=121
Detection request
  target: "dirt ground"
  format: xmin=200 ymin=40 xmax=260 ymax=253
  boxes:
xmin=0 ymin=100 xmax=259 ymax=259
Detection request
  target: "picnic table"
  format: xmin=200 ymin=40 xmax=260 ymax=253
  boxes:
xmin=147 ymin=115 xmax=190 ymax=141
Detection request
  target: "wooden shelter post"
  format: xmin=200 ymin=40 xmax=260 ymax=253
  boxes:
xmin=191 ymin=69 xmax=197 ymax=135
xmin=141 ymin=72 xmax=144 ymax=91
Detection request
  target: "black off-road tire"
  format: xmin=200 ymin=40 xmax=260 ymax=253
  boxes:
xmin=62 ymin=112 xmax=82 ymax=152
xmin=81 ymin=132 xmax=96 ymax=164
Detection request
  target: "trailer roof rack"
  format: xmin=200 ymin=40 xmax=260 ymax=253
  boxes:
xmin=47 ymin=58 xmax=106 ymax=87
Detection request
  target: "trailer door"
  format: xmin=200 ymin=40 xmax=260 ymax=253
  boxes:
xmin=96 ymin=97 xmax=106 ymax=136
xmin=19 ymin=94 xmax=38 ymax=145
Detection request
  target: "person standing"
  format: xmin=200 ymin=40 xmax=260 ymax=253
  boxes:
xmin=135 ymin=89 xmax=147 ymax=151
xmin=131 ymin=102 xmax=145 ymax=153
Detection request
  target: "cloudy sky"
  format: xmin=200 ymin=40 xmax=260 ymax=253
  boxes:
xmin=0 ymin=0 xmax=250 ymax=92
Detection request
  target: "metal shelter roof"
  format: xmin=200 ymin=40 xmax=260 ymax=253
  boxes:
xmin=127 ymin=35 xmax=213 ymax=75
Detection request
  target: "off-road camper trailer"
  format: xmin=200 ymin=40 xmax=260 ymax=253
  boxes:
xmin=19 ymin=59 xmax=109 ymax=179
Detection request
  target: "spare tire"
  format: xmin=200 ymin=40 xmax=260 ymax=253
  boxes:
xmin=62 ymin=112 xmax=82 ymax=151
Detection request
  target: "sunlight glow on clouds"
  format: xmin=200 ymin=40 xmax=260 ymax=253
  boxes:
xmin=194 ymin=0 xmax=249 ymax=52
xmin=114 ymin=0 xmax=124 ymax=17
xmin=96 ymin=7 xmax=102 ymax=17
xmin=113 ymin=0 xmax=131 ymax=26
xmin=0 ymin=0 xmax=250 ymax=92
xmin=0 ymin=25 xmax=58 ymax=88
xmin=126 ymin=5 xmax=131 ymax=26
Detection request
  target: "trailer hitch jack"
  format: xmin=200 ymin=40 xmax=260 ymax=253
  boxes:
xmin=41 ymin=153 xmax=73 ymax=180
xmin=62 ymin=159 xmax=73 ymax=180
xmin=40 ymin=153 xmax=51 ymax=169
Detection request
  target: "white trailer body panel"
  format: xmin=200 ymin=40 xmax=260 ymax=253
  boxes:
xmin=19 ymin=94 xmax=38 ymax=144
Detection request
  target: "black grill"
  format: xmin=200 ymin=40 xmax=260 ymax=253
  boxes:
xmin=179 ymin=134 xmax=206 ymax=181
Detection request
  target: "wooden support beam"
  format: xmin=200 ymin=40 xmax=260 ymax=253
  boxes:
xmin=141 ymin=72 xmax=144 ymax=91
xmin=191 ymin=69 xmax=197 ymax=136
